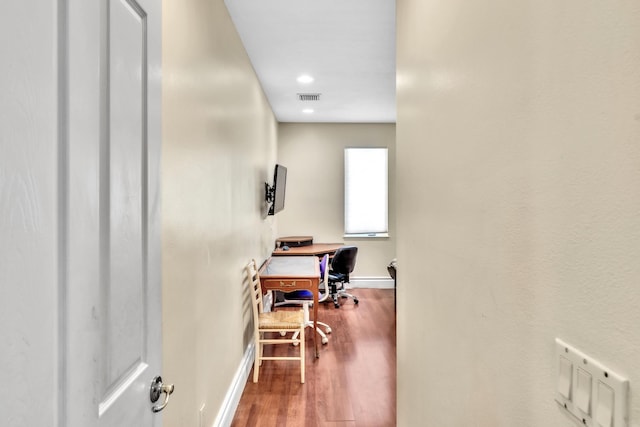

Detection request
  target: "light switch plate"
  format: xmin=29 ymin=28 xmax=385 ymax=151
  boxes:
xmin=558 ymin=356 xmax=573 ymax=399
xmin=575 ymin=368 xmax=592 ymax=415
xmin=596 ymin=382 xmax=614 ymax=427
xmin=555 ymin=338 xmax=629 ymax=427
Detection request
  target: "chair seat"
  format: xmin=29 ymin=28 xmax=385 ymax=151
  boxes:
xmin=258 ymin=310 xmax=304 ymax=330
xmin=329 ymin=272 xmax=346 ymax=282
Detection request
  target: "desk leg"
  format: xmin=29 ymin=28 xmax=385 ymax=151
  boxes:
xmin=313 ymin=292 xmax=319 ymax=358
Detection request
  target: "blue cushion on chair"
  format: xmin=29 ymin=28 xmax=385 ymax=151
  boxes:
xmin=284 ymin=255 xmax=328 ymax=301
xmin=285 ymin=290 xmax=313 ymax=300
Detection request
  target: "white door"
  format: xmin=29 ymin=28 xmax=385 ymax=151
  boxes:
xmin=66 ymin=0 xmax=165 ymax=425
xmin=0 ymin=0 xmax=165 ymax=426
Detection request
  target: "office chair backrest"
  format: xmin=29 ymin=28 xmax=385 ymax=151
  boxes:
xmin=331 ymin=246 xmax=358 ymax=275
xmin=320 ymin=253 xmax=329 ymax=281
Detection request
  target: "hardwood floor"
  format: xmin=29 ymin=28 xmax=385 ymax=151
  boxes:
xmin=231 ymin=288 xmax=396 ymax=427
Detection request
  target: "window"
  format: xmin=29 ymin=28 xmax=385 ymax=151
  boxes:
xmin=344 ymin=148 xmax=388 ymax=237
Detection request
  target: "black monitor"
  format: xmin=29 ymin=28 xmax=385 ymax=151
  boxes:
xmin=266 ymin=164 xmax=287 ymax=215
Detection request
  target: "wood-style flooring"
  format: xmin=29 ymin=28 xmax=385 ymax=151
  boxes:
xmin=231 ymin=288 xmax=396 ymax=427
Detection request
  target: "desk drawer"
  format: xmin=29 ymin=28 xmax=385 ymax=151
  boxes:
xmin=261 ymin=278 xmax=313 ymax=290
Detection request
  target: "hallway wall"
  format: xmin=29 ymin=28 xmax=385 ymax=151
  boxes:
xmin=162 ymin=1 xmax=278 ymax=425
xmin=396 ymin=0 xmax=640 ymax=425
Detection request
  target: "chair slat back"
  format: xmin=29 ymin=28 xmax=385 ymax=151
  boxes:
xmin=246 ymin=259 xmax=263 ymax=317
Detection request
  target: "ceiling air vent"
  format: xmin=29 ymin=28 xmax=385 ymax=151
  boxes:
xmin=297 ymin=93 xmax=321 ymax=101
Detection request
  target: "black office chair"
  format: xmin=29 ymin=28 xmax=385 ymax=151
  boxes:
xmin=328 ymin=246 xmax=359 ymax=308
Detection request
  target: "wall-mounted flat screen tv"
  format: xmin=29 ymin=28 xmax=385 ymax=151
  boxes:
xmin=268 ymin=164 xmax=287 ymax=215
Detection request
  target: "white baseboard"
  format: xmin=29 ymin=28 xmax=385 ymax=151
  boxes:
xmin=212 ymin=342 xmax=255 ymax=427
xmin=349 ymin=276 xmax=395 ymax=289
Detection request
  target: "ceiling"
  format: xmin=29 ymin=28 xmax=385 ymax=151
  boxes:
xmin=224 ymin=0 xmax=396 ymax=123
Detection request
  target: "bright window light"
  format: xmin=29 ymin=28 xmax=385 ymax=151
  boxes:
xmin=344 ymin=148 xmax=388 ymax=237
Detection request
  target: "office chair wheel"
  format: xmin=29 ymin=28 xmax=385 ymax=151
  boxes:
xmin=321 ymin=336 xmax=328 ymax=344
xmin=354 ymin=298 xmax=359 ymax=304
xmin=334 ymin=302 xmax=340 ymax=308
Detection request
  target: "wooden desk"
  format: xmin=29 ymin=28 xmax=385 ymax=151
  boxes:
xmin=259 ymin=256 xmax=321 ymax=358
xmin=272 ymin=243 xmax=344 ymax=257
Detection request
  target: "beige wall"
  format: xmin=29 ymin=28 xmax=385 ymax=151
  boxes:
xmin=278 ymin=123 xmax=396 ymax=278
xmin=397 ymin=0 xmax=640 ymax=426
xmin=162 ymin=1 xmax=278 ymax=425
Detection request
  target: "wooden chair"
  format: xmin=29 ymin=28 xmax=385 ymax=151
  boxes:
xmin=245 ymin=259 xmax=306 ymax=383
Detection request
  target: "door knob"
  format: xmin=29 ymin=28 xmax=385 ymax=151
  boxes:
xmin=150 ymin=376 xmax=174 ymax=413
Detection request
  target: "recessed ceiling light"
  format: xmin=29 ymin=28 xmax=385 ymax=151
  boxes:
xmin=302 ymin=108 xmax=314 ymax=114
xmin=297 ymin=75 xmax=314 ymax=84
